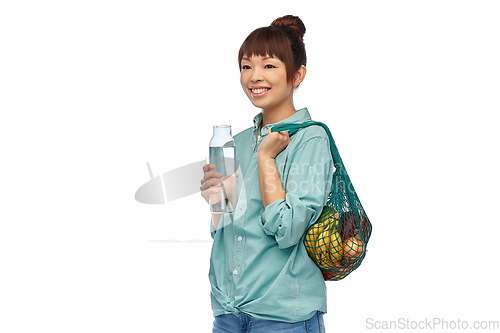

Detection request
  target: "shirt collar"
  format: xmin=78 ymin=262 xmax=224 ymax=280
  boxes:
xmin=252 ymin=107 xmax=311 ymax=139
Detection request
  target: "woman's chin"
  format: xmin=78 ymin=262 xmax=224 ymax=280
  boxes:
xmin=249 ymin=101 xmax=267 ymax=110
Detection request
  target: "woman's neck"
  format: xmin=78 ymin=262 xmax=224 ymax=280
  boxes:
xmin=260 ymin=105 xmax=297 ymax=127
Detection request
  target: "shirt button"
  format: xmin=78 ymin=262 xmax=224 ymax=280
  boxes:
xmin=233 ymin=269 xmax=238 ymax=275
xmin=240 ymin=206 xmax=243 ymax=211
xmin=238 ymin=236 xmax=242 ymax=241
xmin=248 ymin=175 xmax=251 ymax=180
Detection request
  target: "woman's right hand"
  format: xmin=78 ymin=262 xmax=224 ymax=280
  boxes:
xmin=200 ymin=164 xmax=239 ymax=205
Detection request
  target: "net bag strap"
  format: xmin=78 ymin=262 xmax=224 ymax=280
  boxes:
xmin=271 ymin=121 xmax=345 ymax=173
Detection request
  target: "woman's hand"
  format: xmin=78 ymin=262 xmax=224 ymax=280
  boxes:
xmin=200 ymin=163 xmax=239 ymax=205
xmin=257 ymin=127 xmax=291 ymax=159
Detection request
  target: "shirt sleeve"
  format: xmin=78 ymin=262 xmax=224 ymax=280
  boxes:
xmin=210 ymin=216 xmax=216 ymax=239
xmin=210 ymin=212 xmax=234 ymax=239
xmin=260 ymin=136 xmax=334 ymax=249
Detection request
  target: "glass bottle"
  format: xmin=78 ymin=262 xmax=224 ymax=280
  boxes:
xmin=209 ymin=125 xmax=236 ymax=214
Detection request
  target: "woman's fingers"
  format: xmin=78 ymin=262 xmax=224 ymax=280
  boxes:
xmin=202 ymin=163 xmax=215 ymax=173
xmin=200 ymin=164 xmax=239 ymax=203
xmin=200 ymin=174 xmax=223 ymax=189
xmin=201 ymin=183 xmax=223 ymax=204
xmin=201 ymin=163 xmax=224 ymax=204
xmin=200 ymin=168 xmax=223 ymax=187
xmin=200 ymin=180 xmax=223 ymax=192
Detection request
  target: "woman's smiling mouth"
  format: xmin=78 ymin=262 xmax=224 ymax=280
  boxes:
xmin=250 ymin=87 xmax=271 ymax=97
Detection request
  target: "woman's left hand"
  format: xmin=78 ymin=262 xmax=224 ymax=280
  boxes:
xmin=257 ymin=127 xmax=291 ymax=159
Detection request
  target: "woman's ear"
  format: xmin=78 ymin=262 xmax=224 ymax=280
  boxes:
xmin=293 ymin=65 xmax=307 ymax=87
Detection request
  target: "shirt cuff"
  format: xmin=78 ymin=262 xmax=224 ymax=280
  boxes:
xmin=260 ymin=198 xmax=286 ymax=236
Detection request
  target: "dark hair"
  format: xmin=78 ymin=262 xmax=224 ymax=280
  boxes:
xmin=238 ymin=15 xmax=307 ymax=83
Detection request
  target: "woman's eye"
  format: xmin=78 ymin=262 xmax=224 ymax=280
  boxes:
xmin=265 ymin=64 xmax=275 ymax=69
xmin=242 ymin=65 xmax=251 ymax=69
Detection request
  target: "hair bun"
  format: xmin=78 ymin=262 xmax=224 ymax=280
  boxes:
xmin=271 ymin=15 xmax=306 ymax=40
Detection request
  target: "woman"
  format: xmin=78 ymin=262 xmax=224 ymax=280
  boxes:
xmin=201 ymin=15 xmax=334 ymax=333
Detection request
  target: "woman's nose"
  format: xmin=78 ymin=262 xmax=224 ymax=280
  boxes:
xmin=250 ymin=69 xmax=263 ymax=82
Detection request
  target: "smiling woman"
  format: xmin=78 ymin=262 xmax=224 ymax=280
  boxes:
xmin=202 ymin=15 xmax=332 ymax=333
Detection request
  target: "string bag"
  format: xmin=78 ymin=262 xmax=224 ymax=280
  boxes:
xmin=271 ymin=121 xmax=372 ymax=281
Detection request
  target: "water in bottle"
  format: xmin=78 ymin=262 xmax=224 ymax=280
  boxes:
xmin=209 ymin=125 xmax=236 ymax=214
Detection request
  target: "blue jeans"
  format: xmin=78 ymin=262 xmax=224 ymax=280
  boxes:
xmin=212 ymin=311 xmax=325 ymax=333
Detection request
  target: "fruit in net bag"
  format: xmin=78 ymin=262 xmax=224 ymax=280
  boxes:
xmin=305 ymin=206 xmax=337 ymax=257
xmin=315 ymin=226 xmax=343 ymax=270
xmin=339 ymin=210 xmax=371 ymax=241
xmin=342 ymin=235 xmax=364 ymax=260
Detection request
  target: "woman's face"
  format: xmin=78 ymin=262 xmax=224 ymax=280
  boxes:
xmin=240 ymin=55 xmax=294 ymax=112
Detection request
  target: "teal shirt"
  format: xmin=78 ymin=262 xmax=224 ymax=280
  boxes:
xmin=209 ymin=107 xmax=335 ymax=323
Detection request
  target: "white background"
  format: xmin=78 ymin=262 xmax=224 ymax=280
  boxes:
xmin=1 ymin=1 xmax=499 ymax=332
